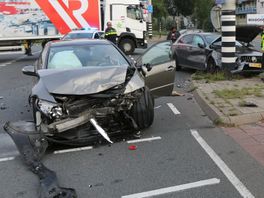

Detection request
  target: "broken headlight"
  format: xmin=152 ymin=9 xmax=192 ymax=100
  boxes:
xmin=37 ymin=100 xmax=63 ymax=119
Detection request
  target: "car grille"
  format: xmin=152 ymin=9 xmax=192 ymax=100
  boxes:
xmin=240 ymin=56 xmax=262 ymax=63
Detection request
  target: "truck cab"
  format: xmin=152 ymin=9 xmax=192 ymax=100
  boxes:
xmin=102 ymin=0 xmax=147 ymax=55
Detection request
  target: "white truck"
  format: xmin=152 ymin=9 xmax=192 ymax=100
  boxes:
xmin=0 ymin=0 xmax=148 ymax=55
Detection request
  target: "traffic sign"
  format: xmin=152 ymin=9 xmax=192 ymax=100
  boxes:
xmin=35 ymin=0 xmax=101 ymax=34
xmin=247 ymin=14 xmax=264 ymax=25
xmin=215 ymin=0 xmax=225 ymax=4
xmin=147 ymin=5 xmax=153 ymax=13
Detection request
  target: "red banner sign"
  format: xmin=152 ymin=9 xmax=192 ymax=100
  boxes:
xmin=35 ymin=0 xmax=101 ymax=34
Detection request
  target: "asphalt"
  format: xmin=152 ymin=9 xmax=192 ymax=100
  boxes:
xmin=0 ymin=48 xmax=264 ymax=198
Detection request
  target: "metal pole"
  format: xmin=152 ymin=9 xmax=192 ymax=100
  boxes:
xmin=146 ymin=0 xmax=153 ymax=39
xmin=221 ymin=0 xmax=236 ymax=73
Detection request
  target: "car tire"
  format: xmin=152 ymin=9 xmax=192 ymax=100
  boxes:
xmin=207 ymin=58 xmax=217 ymax=73
xmin=175 ymin=58 xmax=182 ymax=71
xmin=130 ymin=87 xmax=154 ymax=130
xmin=119 ymin=38 xmax=135 ymax=55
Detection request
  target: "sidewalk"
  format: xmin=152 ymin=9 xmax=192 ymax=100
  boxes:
xmin=192 ymin=76 xmax=264 ymax=166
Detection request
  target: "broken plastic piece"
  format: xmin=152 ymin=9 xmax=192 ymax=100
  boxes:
xmin=90 ymin=118 xmax=113 ymax=144
xmin=3 ymin=121 xmax=78 ymax=198
xmin=171 ymin=91 xmax=184 ymax=96
xmin=128 ymin=145 xmax=137 ymax=150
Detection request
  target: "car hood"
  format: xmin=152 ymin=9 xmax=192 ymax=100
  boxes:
xmin=37 ymin=66 xmax=128 ymax=95
xmin=211 ymin=25 xmax=262 ymax=44
xmin=236 ymin=25 xmax=262 ymax=43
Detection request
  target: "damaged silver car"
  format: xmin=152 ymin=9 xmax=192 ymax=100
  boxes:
xmin=3 ymin=39 xmax=175 ymax=197
xmin=22 ymin=39 xmax=176 ymax=145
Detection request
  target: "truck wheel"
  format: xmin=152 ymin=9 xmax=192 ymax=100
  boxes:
xmin=119 ymin=38 xmax=135 ymax=55
xmin=130 ymin=87 xmax=154 ymax=130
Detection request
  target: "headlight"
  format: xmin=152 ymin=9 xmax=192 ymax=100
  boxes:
xmin=37 ymin=100 xmax=62 ymax=119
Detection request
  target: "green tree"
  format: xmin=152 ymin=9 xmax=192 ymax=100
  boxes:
xmin=193 ymin=0 xmax=214 ymax=31
xmin=152 ymin=0 xmax=168 ymax=19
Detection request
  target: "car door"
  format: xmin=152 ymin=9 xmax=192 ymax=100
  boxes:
xmin=174 ymin=34 xmax=194 ymax=67
xmin=189 ymin=35 xmax=207 ymax=69
xmin=137 ymin=41 xmax=176 ymax=97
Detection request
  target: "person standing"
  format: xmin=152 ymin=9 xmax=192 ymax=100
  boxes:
xmin=105 ymin=21 xmax=117 ymax=45
xmin=167 ymin=27 xmax=180 ymax=43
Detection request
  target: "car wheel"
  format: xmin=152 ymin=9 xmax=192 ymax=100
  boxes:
xmin=130 ymin=87 xmax=154 ymax=130
xmin=175 ymin=58 xmax=182 ymax=71
xmin=119 ymin=38 xmax=135 ymax=55
xmin=207 ymin=58 xmax=217 ymax=73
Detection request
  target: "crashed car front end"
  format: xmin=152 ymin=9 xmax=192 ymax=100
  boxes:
xmin=31 ymin=68 xmax=146 ymax=143
xmin=232 ymin=54 xmax=264 ymax=74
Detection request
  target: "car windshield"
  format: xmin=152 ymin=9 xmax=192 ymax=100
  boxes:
xmin=63 ymin=33 xmax=94 ymax=39
xmin=204 ymin=34 xmax=220 ymax=44
xmin=47 ymin=44 xmax=129 ymax=69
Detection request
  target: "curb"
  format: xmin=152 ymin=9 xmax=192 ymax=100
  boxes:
xmin=192 ymin=81 xmax=264 ymax=126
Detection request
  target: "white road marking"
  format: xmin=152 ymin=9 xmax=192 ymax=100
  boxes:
xmin=167 ymin=103 xmax=181 ymax=115
xmin=127 ymin=136 xmax=162 ymax=144
xmin=0 ymin=157 xmax=15 ymax=162
xmin=121 ymin=178 xmax=220 ymax=198
xmin=191 ymin=129 xmax=255 ymax=198
xmin=154 ymin=105 xmax=161 ymax=109
xmin=54 ymin=146 xmax=93 ymax=154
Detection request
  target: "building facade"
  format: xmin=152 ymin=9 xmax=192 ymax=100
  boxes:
xmin=236 ymin=0 xmax=257 ymax=25
xmin=257 ymin=0 xmax=264 ymax=14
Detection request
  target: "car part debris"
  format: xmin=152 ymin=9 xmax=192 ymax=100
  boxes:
xmin=90 ymin=118 xmax=113 ymax=144
xmin=239 ymin=101 xmax=258 ymax=107
xmin=171 ymin=91 xmax=184 ymax=96
xmin=128 ymin=145 xmax=137 ymax=150
xmin=3 ymin=121 xmax=77 ymax=198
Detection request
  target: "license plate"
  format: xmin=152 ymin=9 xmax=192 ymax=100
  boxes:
xmin=249 ymin=63 xmax=262 ymax=68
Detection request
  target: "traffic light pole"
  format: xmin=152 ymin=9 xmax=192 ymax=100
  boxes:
xmin=221 ymin=0 xmax=236 ymax=73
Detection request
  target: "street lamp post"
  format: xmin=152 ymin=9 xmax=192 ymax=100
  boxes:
xmin=221 ymin=0 xmax=236 ymax=73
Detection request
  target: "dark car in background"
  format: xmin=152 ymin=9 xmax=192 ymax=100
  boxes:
xmin=172 ymin=25 xmax=263 ymax=73
xmin=21 ymin=39 xmax=176 ymax=144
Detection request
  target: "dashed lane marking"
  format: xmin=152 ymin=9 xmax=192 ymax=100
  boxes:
xmin=0 ymin=50 xmax=41 ymax=68
xmin=191 ymin=129 xmax=255 ymax=198
xmin=154 ymin=105 xmax=161 ymax=109
xmin=167 ymin=103 xmax=181 ymax=115
xmin=54 ymin=146 xmax=93 ymax=154
xmin=121 ymin=178 xmax=220 ymax=198
xmin=127 ymin=136 xmax=162 ymax=144
xmin=0 ymin=157 xmax=15 ymax=162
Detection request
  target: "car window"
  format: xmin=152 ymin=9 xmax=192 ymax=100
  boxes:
xmin=47 ymin=44 xmax=129 ymax=69
xmin=64 ymin=33 xmax=94 ymax=39
xmin=204 ymin=34 xmax=220 ymax=44
xmin=142 ymin=41 xmax=172 ymax=66
xmin=178 ymin=35 xmax=193 ymax=45
xmin=192 ymin=35 xmax=205 ymax=47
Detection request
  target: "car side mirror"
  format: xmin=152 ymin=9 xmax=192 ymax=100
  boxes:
xmin=198 ymin=43 xmax=205 ymax=49
xmin=143 ymin=63 xmax=152 ymax=72
xmin=22 ymin=65 xmax=37 ymax=76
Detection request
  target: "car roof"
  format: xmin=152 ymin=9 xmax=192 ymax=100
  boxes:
xmin=67 ymin=30 xmax=99 ymax=34
xmin=49 ymin=39 xmax=111 ymax=47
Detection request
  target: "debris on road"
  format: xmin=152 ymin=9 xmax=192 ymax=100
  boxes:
xmin=239 ymin=101 xmax=258 ymax=107
xmin=0 ymin=96 xmax=3 ymax=99
xmin=3 ymin=121 xmax=78 ymax=198
xmin=0 ymin=103 xmax=7 ymax=110
xmin=128 ymin=145 xmax=137 ymax=150
xmin=171 ymin=91 xmax=185 ymax=96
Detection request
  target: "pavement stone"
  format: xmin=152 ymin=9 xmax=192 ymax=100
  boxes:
xmin=193 ymin=77 xmax=264 ymax=166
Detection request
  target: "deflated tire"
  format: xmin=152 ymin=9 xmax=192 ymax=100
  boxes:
xmin=130 ymin=87 xmax=154 ymax=130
